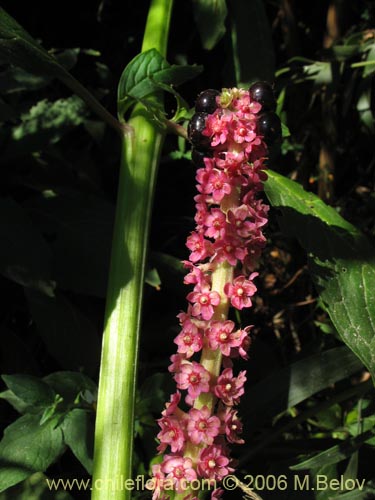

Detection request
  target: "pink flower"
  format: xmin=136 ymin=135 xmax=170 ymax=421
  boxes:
xmin=206 ymin=320 xmax=246 ymax=356
xmin=157 ymin=416 xmax=186 ymax=453
xmin=205 ymin=170 xmax=232 ymax=202
xmin=186 ymin=232 xmax=212 ymax=263
xmin=186 ymin=406 xmax=220 ymax=445
xmin=174 ymin=320 xmax=203 ymax=358
xmin=219 ymin=406 xmax=244 ymax=444
xmin=224 ymin=274 xmax=258 ymax=309
xmin=197 ymin=444 xmax=233 ymax=480
xmin=174 ymin=361 xmax=211 ymax=400
xmin=227 ymin=204 xmax=256 ymax=238
xmin=187 ymin=284 xmax=221 ymax=320
xmin=214 ymin=368 xmax=247 ymax=405
xmin=161 ymin=455 xmax=197 ymax=492
xmin=213 ymin=236 xmax=248 ymax=266
xmin=151 ymin=463 xmax=165 ymax=500
xmin=231 ymin=119 xmax=257 ymax=144
xmin=203 ymin=113 xmax=232 ymax=146
xmin=168 ymin=353 xmax=187 ymax=373
xmin=210 ymin=488 xmax=224 ymax=500
xmin=161 ymin=392 xmax=181 ymax=417
xmin=204 ymin=208 xmax=226 ymax=239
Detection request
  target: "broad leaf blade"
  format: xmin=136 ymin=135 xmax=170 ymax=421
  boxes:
xmin=265 ymin=170 xmax=375 ymax=382
xmin=192 ymin=0 xmax=227 ymax=51
xmin=0 ymin=414 xmax=65 ymax=492
xmin=2 ymin=374 xmax=55 ymax=408
xmin=61 ymin=409 xmax=93 ymax=474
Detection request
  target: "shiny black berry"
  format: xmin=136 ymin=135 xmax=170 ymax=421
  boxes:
xmin=249 ymin=81 xmax=276 ymax=112
xmin=191 ymin=148 xmax=212 ymax=168
xmin=257 ymin=112 xmax=282 ymax=144
xmin=195 ymin=89 xmax=220 ymax=114
xmin=188 ymin=112 xmax=211 ymax=150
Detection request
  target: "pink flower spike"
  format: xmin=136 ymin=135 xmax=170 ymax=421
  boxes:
xmin=224 ymin=274 xmax=258 ymax=309
xmin=214 ymin=368 xmax=247 ymax=406
xmin=187 ymin=284 xmax=220 ymax=321
xmin=174 ymin=361 xmax=211 ymax=400
xmin=186 ymin=406 xmax=220 ymax=445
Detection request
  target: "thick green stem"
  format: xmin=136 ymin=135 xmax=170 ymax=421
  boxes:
xmin=91 ymin=1 xmax=173 ymax=499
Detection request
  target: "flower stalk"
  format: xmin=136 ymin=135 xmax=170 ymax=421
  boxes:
xmin=91 ymin=1 xmax=174 ymax=499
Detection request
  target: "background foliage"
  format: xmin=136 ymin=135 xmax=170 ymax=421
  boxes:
xmin=0 ymin=0 xmax=374 ymax=499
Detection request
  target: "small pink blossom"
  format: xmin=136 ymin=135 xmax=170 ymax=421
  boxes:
xmin=224 ymin=274 xmax=258 ymax=309
xmin=151 ymin=463 xmax=165 ymax=500
xmin=174 ymin=320 xmax=203 ymax=358
xmin=213 ymin=237 xmax=248 ymax=266
xmin=219 ymin=406 xmax=244 ymax=444
xmin=174 ymin=361 xmax=211 ymax=400
xmin=207 ymin=320 xmax=247 ymax=356
xmin=168 ymin=353 xmax=187 ymax=373
xmin=186 ymin=406 xmax=220 ymax=445
xmin=203 ymin=113 xmax=232 ymax=146
xmin=205 ymin=170 xmax=232 ymax=202
xmin=187 ymin=284 xmax=221 ymax=320
xmin=161 ymin=392 xmax=181 ymax=417
xmin=157 ymin=416 xmax=186 ymax=453
xmin=161 ymin=455 xmax=197 ymax=492
xmin=197 ymin=444 xmax=233 ymax=480
xmin=204 ymin=208 xmax=226 ymax=239
xmin=186 ymin=232 xmax=212 ymax=263
xmin=214 ymin=368 xmax=247 ymax=405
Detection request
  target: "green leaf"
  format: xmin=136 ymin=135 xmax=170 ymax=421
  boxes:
xmin=0 ymin=471 xmax=74 ymax=500
xmin=0 ymin=414 xmax=65 ymax=492
xmin=242 ymin=346 xmax=364 ymax=432
xmin=26 ymin=191 xmax=115 ymax=297
xmin=26 ymin=290 xmax=101 ymax=376
xmin=6 ymin=97 xmax=87 ymax=157
xmin=290 ymin=427 xmax=375 ymax=471
xmin=61 ymin=409 xmax=93 ymax=474
xmin=43 ymin=372 xmax=97 ymax=406
xmin=230 ymin=0 xmax=275 ymax=86
xmin=0 ymin=198 xmax=55 ymax=296
xmin=1 ymin=374 xmax=55 ymax=408
xmin=265 ymin=170 xmax=375 ymax=382
xmin=0 ymin=7 xmax=69 ymax=80
xmin=117 ymin=48 xmax=202 ymax=116
xmin=192 ymin=0 xmax=227 ymax=50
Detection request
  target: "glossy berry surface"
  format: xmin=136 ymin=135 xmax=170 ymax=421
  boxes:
xmin=256 ymin=112 xmax=282 ymax=144
xmin=188 ymin=112 xmax=211 ymax=150
xmin=249 ymin=81 xmax=276 ymax=111
xmin=195 ymin=89 xmax=220 ymax=114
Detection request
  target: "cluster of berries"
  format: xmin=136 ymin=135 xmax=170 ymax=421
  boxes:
xmin=151 ymin=84 xmax=278 ymax=500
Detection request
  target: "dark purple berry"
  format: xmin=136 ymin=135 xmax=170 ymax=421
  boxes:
xmin=191 ymin=148 xmax=212 ymax=168
xmin=195 ymin=89 xmax=220 ymax=114
xmin=188 ymin=112 xmax=211 ymax=150
xmin=257 ymin=112 xmax=282 ymax=144
xmin=249 ymin=81 xmax=276 ymax=112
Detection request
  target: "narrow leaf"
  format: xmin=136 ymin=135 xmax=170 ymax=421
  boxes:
xmin=265 ymin=170 xmax=375 ymax=382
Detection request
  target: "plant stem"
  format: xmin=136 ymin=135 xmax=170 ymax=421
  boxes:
xmin=91 ymin=1 xmax=174 ymax=499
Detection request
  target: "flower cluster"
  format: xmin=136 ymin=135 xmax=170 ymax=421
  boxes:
xmin=152 ymin=87 xmax=271 ymax=500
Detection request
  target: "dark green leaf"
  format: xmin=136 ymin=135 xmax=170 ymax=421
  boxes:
xmin=2 ymin=374 xmax=55 ymax=408
xmin=43 ymin=372 xmax=97 ymax=406
xmin=192 ymin=0 xmax=227 ymax=50
xmin=265 ymin=170 xmax=375 ymax=382
xmin=242 ymin=347 xmax=364 ymax=433
xmin=26 ymin=191 xmax=114 ymax=297
xmin=0 ymin=198 xmax=55 ymax=295
xmin=230 ymin=0 xmax=275 ymax=86
xmin=0 ymin=7 xmax=69 ymax=80
xmin=290 ymin=427 xmax=375 ymax=471
xmin=0 ymin=414 xmax=65 ymax=492
xmin=5 ymin=97 xmax=87 ymax=157
xmin=117 ymin=49 xmax=202 ymax=115
xmin=26 ymin=290 xmax=100 ymax=376
xmin=61 ymin=409 xmax=93 ymax=474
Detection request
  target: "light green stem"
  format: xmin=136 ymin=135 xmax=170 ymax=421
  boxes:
xmin=91 ymin=1 xmax=173 ymax=499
